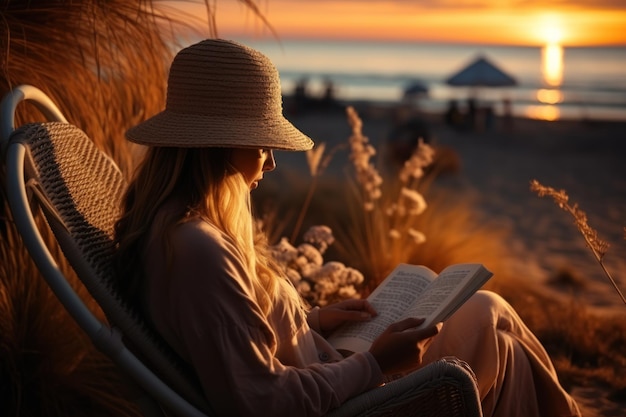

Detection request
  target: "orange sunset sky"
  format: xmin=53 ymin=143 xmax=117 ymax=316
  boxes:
xmin=168 ymin=0 xmax=626 ymax=46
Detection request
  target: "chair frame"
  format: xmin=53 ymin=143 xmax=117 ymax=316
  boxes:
xmin=2 ymin=85 xmax=211 ymax=417
xmin=1 ymin=84 xmax=482 ymax=417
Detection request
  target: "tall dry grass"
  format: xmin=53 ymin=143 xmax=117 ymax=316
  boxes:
xmin=255 ymin=107 xmax=626 ymax=407
xmin=276 ymin=107 xmax=514 ymax=292
xmin=0 ymin=215 xmax=142 ymax=416
xmin=259 ymin=165 xmax=626 ymax=400
xmin=498 ymin=278 xmax=626 ymax=400
xmin=0 ymin=2 xmax=174 ymax=414
xmin=525 ymin=180 xmax=626 ymax=400
xmin=0 ymin=1 xmax=261 ymax=415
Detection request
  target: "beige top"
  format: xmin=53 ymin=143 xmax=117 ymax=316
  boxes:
xmin=143 ymin=218 xmax=383 ymax=416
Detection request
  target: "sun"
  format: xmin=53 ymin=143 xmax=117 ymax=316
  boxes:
xmin=535 ymin=13 xmax=565 ymax=87
xmin=541 ymin=23 xmax=563 ymax=45
xmin=532 ymin=13 xmax=566 ymax=45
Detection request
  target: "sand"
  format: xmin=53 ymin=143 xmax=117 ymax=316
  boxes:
xmin=275 ymin=100 xmax=626 ymax=416
xmin=431 ymin=115 xmax=626 ymax=311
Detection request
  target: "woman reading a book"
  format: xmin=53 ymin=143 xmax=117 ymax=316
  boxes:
xmin=114 ymin=39 xmax=580 ymax=417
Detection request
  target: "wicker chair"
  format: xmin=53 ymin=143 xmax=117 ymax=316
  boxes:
xmin=1 ymin=84 xmax=482 ymax=417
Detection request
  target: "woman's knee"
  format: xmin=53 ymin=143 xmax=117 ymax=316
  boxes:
xmin=451 ymin=290 xmax=505 ymax=327
xmin=471 ymin=290 xmax=508 ymax=310
xmin=426 ymin=291 xmax=504 ymax=363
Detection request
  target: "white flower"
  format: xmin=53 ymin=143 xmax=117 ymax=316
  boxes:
xmin=297 ymin=243 xmax=324 ymax=266
xmin=340 ymin=267 xmax=364 ymax=286
xmin=294 ymin=255 xmax=310 ymax=269
xmin=347 ymin=106 xmax=383 ymax=210
xmin=269 ymin=237 xmax=298 ymax=264
xmin=310 ymin=261 xmax=345 ymax=283
xmin=408 ymin=228 xmax=427 ymax=244
xmin=300 ymin=263 xmax=321 ymax=279
xmin=316 ymin=276 xmax=336 ymax=292
xmin=338 ymin=286 xmax=359 ymax=299
xmin=296 ymin=280 xmax=312 ymax=297
xmin=400 ymin=187 xmax=427 ymax=216
xmin=321 ymin=261 xmax=345 ymax=277
xmin=303 ymin=225 xmax=335 ymax=253
xmin=399 ymin=139 xmax=435 ymax=183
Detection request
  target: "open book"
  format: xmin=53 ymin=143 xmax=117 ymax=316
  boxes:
xmin=327 ymin=263 xmax=493 ymax=353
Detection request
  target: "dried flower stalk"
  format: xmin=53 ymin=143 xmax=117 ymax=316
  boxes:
xmin=343 ymin=107 xmax=433 ymax=285
xmin=292 ymin=142 xmax=347 ymax=242
xmin=346 ymin=106 xmax=383 ymax=211
xmin=530 ymin=179 xmax=625 ymax=305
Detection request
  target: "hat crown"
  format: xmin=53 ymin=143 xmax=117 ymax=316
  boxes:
xmin=166 ymin=39 xmax=281 ymax=118
xmin=125 ymin=39 xmax=313 ymax=151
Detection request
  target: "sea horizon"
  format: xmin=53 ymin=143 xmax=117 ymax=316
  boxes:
xmin=224 ymin=37 xmax=626 ymax=122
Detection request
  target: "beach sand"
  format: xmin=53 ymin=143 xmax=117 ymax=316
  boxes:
xmin=273 ymin=100 xmax=626 ymax=416
xmin=429 ymin=113 xmax=626 ymax=312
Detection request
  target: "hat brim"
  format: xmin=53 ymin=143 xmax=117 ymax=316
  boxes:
xmin=126 ymin=109 xmax=314 ymax=151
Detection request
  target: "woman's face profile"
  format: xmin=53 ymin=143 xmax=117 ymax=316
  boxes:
xmin=230 ymin=148 xmax=276 ymax=190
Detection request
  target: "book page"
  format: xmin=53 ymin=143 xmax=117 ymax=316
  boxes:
xmin=403 ymin=264 xmax=490 ymax=327
xmin=327 ymin=264 xmax=436 ymax=352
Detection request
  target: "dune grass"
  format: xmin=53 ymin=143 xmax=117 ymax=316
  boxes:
xmin=0 ymin=1 xmax=228 ymax=415
xmin=502 ymin=282 xmax=626 ymax=398
xmin=255 ymin=107 xmax=626 ymax=407
xmin=258 ymin=164 xmax=626 ymax=404
xmin=531 ymin=179 xmax=626 ymax=305
xmin=0 ymin=209 xmax=142 ymax=416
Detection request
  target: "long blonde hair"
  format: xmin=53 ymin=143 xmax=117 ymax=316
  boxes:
xmin=114 ymin=146 xmax=286 ymax=316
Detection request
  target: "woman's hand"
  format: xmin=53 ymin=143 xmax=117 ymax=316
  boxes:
xmin=317 ymin=299 xmax=378 ymax=335
xmin=369 ymin=318 xmax=442 ymax=374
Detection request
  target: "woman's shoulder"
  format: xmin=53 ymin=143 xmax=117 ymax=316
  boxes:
xmin=175 ymin=218 xmax=222 ymax=241
xmin=171 ymin=219 xmax=258 ymax=297
xmin=172 ymin=219 xmax=234 ymax=258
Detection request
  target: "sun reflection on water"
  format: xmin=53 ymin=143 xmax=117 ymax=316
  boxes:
xmin=537 ymin=88 xmax=563 ymax=104
xmin=526 ymin=105 xmax=560 ymax=121
xmin=526 ymin=39 xmax=565 ymax=121
xmin=542 ymin=42 xmax=564 ymax=87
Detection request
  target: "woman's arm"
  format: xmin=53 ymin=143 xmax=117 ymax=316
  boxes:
xmin=312 ymin=299 xmax=378 ymax=336
xmin=154 ymin=221 xmax=382 ymax=417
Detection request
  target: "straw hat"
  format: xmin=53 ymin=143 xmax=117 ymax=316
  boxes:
xmin=126 ymin=39 xmax=314 ymax=151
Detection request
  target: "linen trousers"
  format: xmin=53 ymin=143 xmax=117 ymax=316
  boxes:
xmin=422 ymin=290 xmax=581 ymax=417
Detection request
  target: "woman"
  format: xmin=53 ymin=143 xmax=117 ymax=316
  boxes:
xmin=114 ymin=39 xmax=580 ymax=417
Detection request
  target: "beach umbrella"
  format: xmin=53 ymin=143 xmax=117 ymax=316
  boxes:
xmin=445 ymin=55 xmax=516 ymax=130
xmin=446 ymin=55 xmax=517 ymax=87
xmin=401 ymin=81 xmax=429 ymax=111
xmin=403 ymin=81 xmax=429 ymax=98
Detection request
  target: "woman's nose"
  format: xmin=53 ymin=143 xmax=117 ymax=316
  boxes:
xmin=264 ymin=150 xmax=276 ymax=171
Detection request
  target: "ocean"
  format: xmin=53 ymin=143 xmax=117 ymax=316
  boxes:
xmin=233 ymin=38 xmax=626 ymax=122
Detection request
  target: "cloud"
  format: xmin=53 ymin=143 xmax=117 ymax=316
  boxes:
xmin=514 ymin=0 xmax=626 ymax=9
xmin=283 ymin=0 xmax=626 ymax=10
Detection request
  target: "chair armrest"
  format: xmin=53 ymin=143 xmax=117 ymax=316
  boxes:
xmin=1 ymin=84 xmax=67 ymax=154
xmin=326 ymin=358 xmax=482 ymax=417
